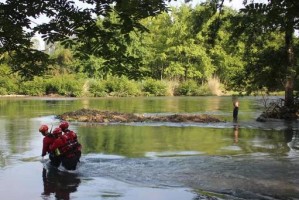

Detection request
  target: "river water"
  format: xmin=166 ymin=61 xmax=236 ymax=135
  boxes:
xmin=0 ymin=96 xmax=298 ymax=200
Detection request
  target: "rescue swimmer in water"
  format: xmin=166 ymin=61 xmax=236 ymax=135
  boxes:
xmin=39 ymin=121 xmax=82 ymax=170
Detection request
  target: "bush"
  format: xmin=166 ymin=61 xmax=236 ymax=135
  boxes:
xmin=142 ymin=78 xmax=168 ymax=96
xmin=45 ymin=75 xmax=84 ymax=97
xmin=88 ymin=79 xmax=107 ymax=97
xmin=0 ymin=78 xmax=18 ymax=95
xmin=197 ymin=84 xmax=213 ymax=96
xmin=105 ymin=76 xmax=141 ymax=97
xmin=0 ymin=87 xmax=7 ymax=95
xmin=175 ymin=80 xmax=199 ymax=96
xmin=20 ymin=77 xmax=46 ymax=96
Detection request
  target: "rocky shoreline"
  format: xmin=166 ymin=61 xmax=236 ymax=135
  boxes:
xmin=57 ymin=108 xmax=223 ymax=123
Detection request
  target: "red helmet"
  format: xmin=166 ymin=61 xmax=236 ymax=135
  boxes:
xmin=52 ymin=127 xmax=62 ymax=136
xmin=39 ymin=125 xmax=49 ymax=133
xmin=59 ymin=121 xmax=69 ymax=130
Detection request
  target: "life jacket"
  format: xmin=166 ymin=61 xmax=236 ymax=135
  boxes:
xmin=42 ymin=134 xmax=56 ymax=156
xmin=57 ymin=131 xmax=81 ymax=157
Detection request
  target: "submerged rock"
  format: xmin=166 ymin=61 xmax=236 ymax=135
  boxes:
xmin=57 ymin=108 xmax=223 ymax=123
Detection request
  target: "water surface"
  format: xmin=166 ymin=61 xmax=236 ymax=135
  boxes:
xmin=0 ymin=96 xmax=298 ymax=199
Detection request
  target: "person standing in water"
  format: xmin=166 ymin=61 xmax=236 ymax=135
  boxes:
xmin=59 ymin=121 xmax=82 ymax=163
xmin=39 ymin=125 xmax=61 ymax=167
xmin=233 ymin=97 xmax=239 ymax=122
xmin=50 ymin=125 xmax=81 ymax=170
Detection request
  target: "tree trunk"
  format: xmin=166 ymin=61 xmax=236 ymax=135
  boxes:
xmin=285 ymin=76 xmax=294 ymax=107
xmin=284 ymin=17 xmax=295 ymax=108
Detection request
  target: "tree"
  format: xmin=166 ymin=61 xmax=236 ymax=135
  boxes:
xmin=0 ymin=0 xmax=173 ymax=79
xmin=165 ymin=5 xmax=215 ymax=82
xmin=138 ymin=5 xmax=216 ymax=82
xmin=239 ymin=0 xmax=299 ymax=108
xmin=190 ymin=3 xmax=244 ymax=84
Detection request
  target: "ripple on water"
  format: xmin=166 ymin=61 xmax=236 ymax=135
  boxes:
xmin=220 ymin=145 xmax=242 ymax=151
xmin=145 ymin=151 xmax=204 ymax=158
xmin=76 ymin=154 xmax=299 ymax=199
xmin=75 ymin=176 xmax=198 ymax=200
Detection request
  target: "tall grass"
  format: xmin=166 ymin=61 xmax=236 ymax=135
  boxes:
xmin=207 ymin=76 xmax=223 ymax=96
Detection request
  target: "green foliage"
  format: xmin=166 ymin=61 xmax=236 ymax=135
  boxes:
xmin=1 ymin=0 xmax=171 ymax=79
xmin=0 ymin=64 xmax=19 ymax=95
xmin=197 ymin=84 xmax=213 ymax=96
xmin=142 ymin=78 xmax=168 ymax=96
xmin=20 ymin=77 xmax=46 ymax=96
xmin=228 ymin=3 xmax=297 ymax=95
xmin=79 ymin=56 xmax=107 ymax=79
xmin=174 ymin=80 xmax=216 ymax=96
xmin=232 ymin=0 xmax=299 ymax=106
xmin=17 ymin=74 xmax=85 ymax=97
xmin=234 ymin=46 xmax=286 ymax=94
xmin=45 ymin=75 xmax=84 ymax=97
xmin=105 ymin=76 xmax=141 ymax=97
xmin=88 ymin=80 xmax=107 ymax=97
xmin=175 ymin=80 xmax=199 ymax=96
xmin=89 ymin=76 xmax=142 ymax=97
xmin=3 ymin=1 xmax=298 ymax=99
xmin=6 ymin=50 xmax=50 ymax=80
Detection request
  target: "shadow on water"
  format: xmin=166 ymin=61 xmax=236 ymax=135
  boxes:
xmin=42 ymin=165 xmax=81 ymax=200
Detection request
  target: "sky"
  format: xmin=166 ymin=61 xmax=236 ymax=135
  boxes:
xmin=170 ymin=0 xmax=267 ymax=10
xmin=0 ymin=0 xmax=268 ymax=25
xmin=170 ymin=0 xmax=244 ymax=9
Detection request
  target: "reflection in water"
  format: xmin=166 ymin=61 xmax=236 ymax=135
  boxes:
xmin=45 ymin=100 xmax=59 ymax=106
xmin=284 ymin=128 xmax=294 ymax=143
xmin=283 ymin=124 xmax=299 ymax=151
xmin=233 ymin=124 xmax=239 ymax=144
xmin=42 ymin=167 xmax=81 ymax=200
xmin=288 ymin=130 xmax=299 ymax=151
xmin=79 ymin=124 xmax=294 ymax=157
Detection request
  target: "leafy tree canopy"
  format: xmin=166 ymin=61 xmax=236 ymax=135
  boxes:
xmin=0 ymin=0 xmax=173 ymax=79
xmin=229 ymin=0 xmax=299 ymax=108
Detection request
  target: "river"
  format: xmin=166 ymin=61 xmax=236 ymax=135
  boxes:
xmin=0 ymin=96 xmax=298 ymax=200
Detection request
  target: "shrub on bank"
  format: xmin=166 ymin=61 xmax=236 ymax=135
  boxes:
xmin=0 ymin=78 xmax=19 ymax=95
xmin=2 ymin=75 xmax=224 ymax=97
xmin=174 ymin=78 xmax=223 ymax=96
xmin=174 ymin=80 xmax=199 ymax=96
xmin=88 ymin=79 xmax=107 ymax=97
xmin=45 ymin=75 xmax=84 ymax=97
xmin=197 ymin=84 xmax=213 ymax=96
xmin=142 ymin=78 xmax=168 ymax=96
xmin=20 ymin=77 xmax=46 ymax=96
xmin=105 ymin=76 xmax=141 ymax=97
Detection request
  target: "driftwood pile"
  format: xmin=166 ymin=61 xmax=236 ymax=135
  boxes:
xmin=257 ymin=98 xmax=299 ymax=122
xmin=57 ymin=108 xmax=222 ymax=123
